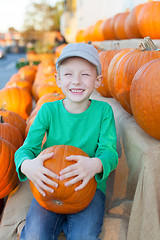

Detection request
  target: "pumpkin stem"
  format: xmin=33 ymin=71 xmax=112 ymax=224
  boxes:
xmin=144 ymin=37 xmax=158 ymax=50
xmin=0 ymin=102 xmax=7 ymax=111
xmin=29 ymin=61 xmax=33 ymax=67
xmin=138 ymin=37 xmax=158 ymax=51
xmin=0 ymin=116 xmax=4 ymax=123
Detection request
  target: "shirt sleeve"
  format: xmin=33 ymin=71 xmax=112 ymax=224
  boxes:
xmin=14 ymin=103 xmax=50 ymax=181
xmin=95 ymin=104 xmax=118 ymax=182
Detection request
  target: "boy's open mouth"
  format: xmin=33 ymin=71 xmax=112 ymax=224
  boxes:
xmin=70 ymin=89 xmax=84 ymax=93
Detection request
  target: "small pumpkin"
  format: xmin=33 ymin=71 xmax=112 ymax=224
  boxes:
xmin=83 ymin=25 xmax=95 ymax=43
xmin=18 ymin=65 xmax=37 ymax=84
xmin=36 ymin=92 xmax=65 ymax=107
xmin=91 ymin=20 xmax=105 ymax=41
xmin=107 ymin=48 xmax=133 ymax=100
xmin=0 ymin=116 xmax=23 ymax=149
xmin=114 ymin=12 xmax=129 ymax=40
xmin=0 ymin=109 xmax=26 ymax=140
xmin=76 ymin=30 xmax=85 ymax=42
xmin=96 ymin=50 xmax=121 ymax=97
xmin=0 ymin=87 xmax=32 ymax=120
xmin=35 ymin=82 xmax=63 ymax=102
xmin=101 ymin=18 xmax=117 ymax=40
xmin=30 ymin=145 xmax=97 ymax=214
xmin=125 ymin=3 xmax=144 ymax=39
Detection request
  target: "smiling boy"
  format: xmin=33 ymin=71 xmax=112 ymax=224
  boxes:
xmin=15 ymin=43 xmax=118 ymax=240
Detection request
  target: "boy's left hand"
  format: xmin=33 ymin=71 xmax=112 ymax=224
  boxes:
xmin=59 ymin=155 xmax=102 ymax=191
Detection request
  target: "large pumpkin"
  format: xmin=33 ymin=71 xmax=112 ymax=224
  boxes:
xmin=130 ymin=59 xmax=160 ymax=140
xmin=0 ymin=138 xmax=19 ymax=199
xmin=30 ymin=145 xmax=97 ymax=214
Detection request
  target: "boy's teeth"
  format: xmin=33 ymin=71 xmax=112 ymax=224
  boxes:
xmin=71 ymin=89 xmax=83 ymax=93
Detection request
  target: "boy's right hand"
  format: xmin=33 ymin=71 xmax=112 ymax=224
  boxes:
xmin=21 ymin=152 xmax=59 ymax=197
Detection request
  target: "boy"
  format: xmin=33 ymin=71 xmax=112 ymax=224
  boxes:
xmin=15 ymin=43 xmax=118 ymax=240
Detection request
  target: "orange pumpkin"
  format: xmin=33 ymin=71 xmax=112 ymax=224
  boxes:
xmin=125 ymin=4 xmax=144 ymax=39
xmin=76 ymin=30 xmax=85 ymax=42
xmin=18 ymin=65 xmax=37 ymax=84
xmin=0 ymin=116 xmax=23 ymax=149
xmin=91 ymin=20 xmax=105 ymax=41
xmin=101 ymin=18 xmax=117 ymax=40
xmin=130 ymin=59 xmax=160 ymax=140
xmin=0 ymin=87 xmax=32 ymax=120
xmin=5 ymin=79 xmax=32 ymax=93
xmin=36 ymin=92 xmax=65 ymax=107
xmin=30 ymin=145 xmax=97 ymax=214
xmin=0 ymin=138 xmax=19 ymax=199
xmin=35 ymin=82 xmax=63 ymax=102
xmin=83 ymin=25 xmax=94 ymax=43
xmin=114 ymin=12 xmax=129 ymax=40
xmin=138 ymin=1 xmax=160 ymax=39
xmin=113 ymin=38 xmax=160 ymax=114
xmin=108 ymin=48 xmax=133 ymax=100
xmin=96 ymin=50 xmax=121 ymax=97
xmin=0 ymin=109 xmax=26 ymax=140
xmin=55 ymin=44 xmax=67 ymax=59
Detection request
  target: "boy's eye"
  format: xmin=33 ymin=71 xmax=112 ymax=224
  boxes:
xmin=64 ymin=73 xmax=72 ymax=76
xmin=82 ymin=73 xmax=90 ymax=76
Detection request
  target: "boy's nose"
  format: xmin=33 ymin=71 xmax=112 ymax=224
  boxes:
xmin=73 ymin=75 xmax=81 ymax=85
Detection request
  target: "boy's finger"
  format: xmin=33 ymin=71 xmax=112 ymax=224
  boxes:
xmin=41 ymin=175 xmax=58 ymax=188
xmin=60 ymin=163 xmax=76 ymax=175
xmin=34 ymin=182 xmax=46 ymax=197
xmin=40 ymin=152 xmax=54 ymax=162
xmin=65 ymin=175 xmax=81 ymax=187
xmin=65 ymin=155 xmax=81 ymax=161
xmin=60 ymin=169 xmax=77 ymax=180
xmin=43 ymin=167 xmax=59 ymax=179
xmin=75 ymin=179 xmax=88 ymax=191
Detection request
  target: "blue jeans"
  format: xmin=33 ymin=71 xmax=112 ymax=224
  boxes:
xmin=20 ymin=189 xmax=106 ymax=240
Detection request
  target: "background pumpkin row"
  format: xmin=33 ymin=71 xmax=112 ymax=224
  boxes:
xmin=76 ymin=1 xmax=160 ymax=42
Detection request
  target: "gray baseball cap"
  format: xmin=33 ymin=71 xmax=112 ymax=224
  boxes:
xmin=56 ymin=43 xmax=102 ymax=76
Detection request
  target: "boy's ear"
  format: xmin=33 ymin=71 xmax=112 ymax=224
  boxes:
xmin=95 ymin=75 xmax=103 ymax=89
xmin=55 ymin=73 xmax=61 ymax=87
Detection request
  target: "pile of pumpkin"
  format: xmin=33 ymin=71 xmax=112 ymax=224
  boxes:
xmin=96 ymin=37 xmax=160 ymax=140
xmin=0 ymin=59 xmax=65 ymax=213
xmin=76 ymin=1 xmax=160 ymax=42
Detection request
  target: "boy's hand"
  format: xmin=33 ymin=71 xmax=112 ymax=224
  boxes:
xmin=21 ymin=153 xmax=59 ymax=197
xmin=59 ymin=155 xmax=102 ymax=191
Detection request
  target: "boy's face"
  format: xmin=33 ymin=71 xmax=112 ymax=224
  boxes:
xmin=55 ymin=57 xmax=102 ymax=105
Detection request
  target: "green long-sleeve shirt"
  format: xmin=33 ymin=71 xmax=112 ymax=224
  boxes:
xmin=15 ymin=99 xmax=118 ymax=194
